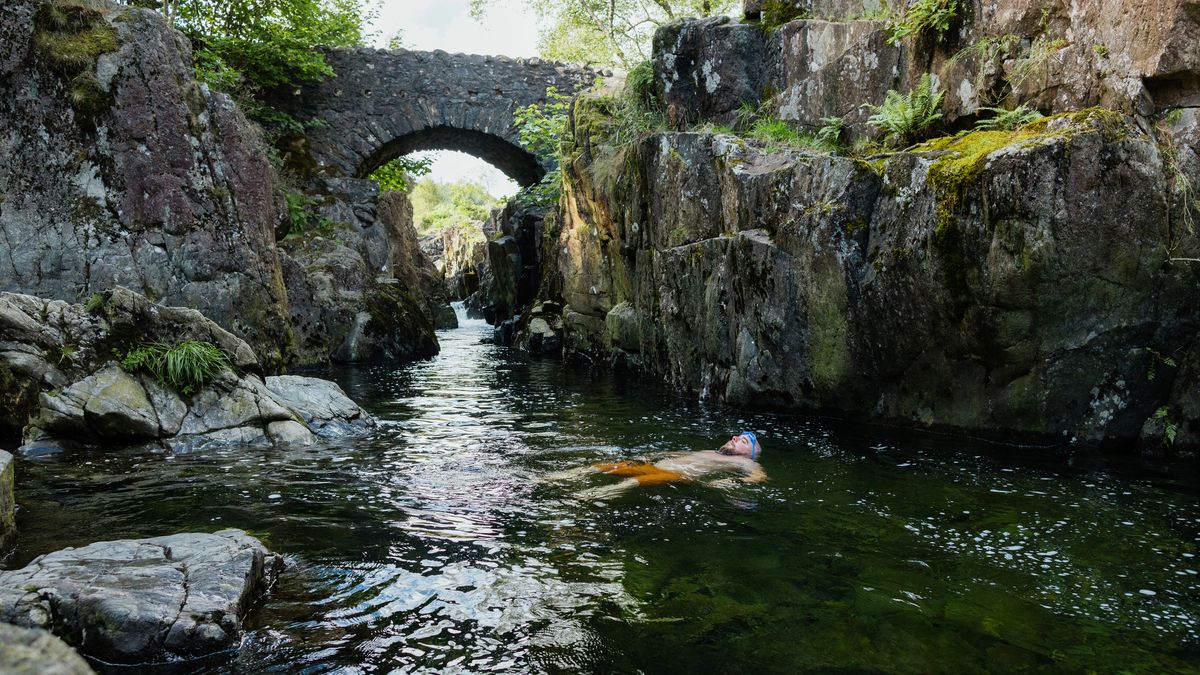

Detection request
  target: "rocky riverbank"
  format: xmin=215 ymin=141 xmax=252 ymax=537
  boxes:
xmin=0 ymin=0 xmax=449 ymax=368
xmin=514 ymin=1 xmax=1200 ymax=454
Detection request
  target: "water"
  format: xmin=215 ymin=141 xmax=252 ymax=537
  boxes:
xmin=7 ymin=306 xmax=1200 ymax=673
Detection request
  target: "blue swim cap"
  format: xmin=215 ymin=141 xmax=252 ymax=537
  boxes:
xmin=741 ymin=431 xmax=760 ymax=459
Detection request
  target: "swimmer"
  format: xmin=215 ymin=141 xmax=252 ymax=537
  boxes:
xmin=547 ymin=432 xmax=767 ymax=500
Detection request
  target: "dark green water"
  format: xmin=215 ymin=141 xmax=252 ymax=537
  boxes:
xmin=8 ymin=310 xmax=1200 ymax=673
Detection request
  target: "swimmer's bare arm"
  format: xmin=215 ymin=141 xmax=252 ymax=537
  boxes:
xmin=707 ymin=461 xmax=767 ymax=488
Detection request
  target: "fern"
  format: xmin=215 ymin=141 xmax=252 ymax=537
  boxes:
xmin=866 ymin=74 xmax=944 ymax=145
xmin=887 ymin=0 xmax=959 ymax=45
xmin=974 ymin=105 xmax=1044 ymax=131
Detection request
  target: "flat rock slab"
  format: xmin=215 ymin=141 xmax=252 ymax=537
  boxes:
xmin=0 ymin=529 xmax=282 ymax=666
xmin=264 ymin=375 xmax=375 ymax=437
xmin=0 ymin=622 xmax=95 ymax=674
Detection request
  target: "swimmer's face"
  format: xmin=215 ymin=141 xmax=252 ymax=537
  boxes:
xmin=720 ymin=434 xmax=754 ymax=457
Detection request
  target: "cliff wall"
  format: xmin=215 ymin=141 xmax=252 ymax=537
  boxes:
xmin=552 ymin=4 xmax=1200 ymax=452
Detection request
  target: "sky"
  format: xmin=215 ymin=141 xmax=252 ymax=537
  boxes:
xmin=369 ymin=0 xmax=542 ymax=197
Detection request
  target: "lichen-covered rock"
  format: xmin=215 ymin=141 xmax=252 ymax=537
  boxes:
xmin=0 ymin=1 xmax=294 ymax=363
xmin=0 ymin=450 xmax=13 ymax=552
xmin=662 ymin=1 xmax=1200 ymax=139
xmin=554 ymin=102 xmax=1200 ymax=450
xmin=0 ymin=529 xmax=281 ymax=665
xmin=0 ymin=623 xmax=95 ymax=675
xmin=264 ymin=375 xmax=375 ymax=437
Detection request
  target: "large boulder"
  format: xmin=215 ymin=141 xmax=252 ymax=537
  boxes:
xmin=0 ymin=1 xmax=294 ymax=363
xmin=660 ymin=1 xmax=1200 ymax=139
xmin=0 ymin=530 xmax=281 ymax=666
xmin=0 ymin=623 xmax=95 ymax=675
xmin=264 ymin=375 xmax=375 ymax=437
xmin=279 ymin=181 xmax=443 ymax=364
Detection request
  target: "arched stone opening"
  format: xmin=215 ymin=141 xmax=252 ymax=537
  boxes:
xmin=359 ymin=126 xmax=545 ymax=188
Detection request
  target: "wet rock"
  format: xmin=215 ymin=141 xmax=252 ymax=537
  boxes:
xmin=1 ymin=288 xmax=374 ymax=451
xmin=0 ymin=529 xmax=282 ymax=665
xmin=0 ymin=450 xmax=13 ymax=552
xmin=0 ymin=623 xmax=95 ymax=675
xmin=556 ymin=101 xmax=1200 ymax=450
xmin=264 ymin=375 xmax=375 ymax=437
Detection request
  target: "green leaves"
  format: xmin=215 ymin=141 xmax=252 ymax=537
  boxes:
xmin=974 ymin=105 xmax=1044 ymax=132
xmin=121 ymin=341 xmax=231 ymax=395
xmin=471 ymin=0 xmax=736 ymax=68
xmin=866 ymin=74 xmax=944 ymax=145
xmin=410 ymin=179 xmax=499 ymax=235
xmin=370 ymin=156 xmax=434 ymax=194
xmin=515 ymin=86 xmax=573 ymax=163
xmin=886 ymin=0 xmax=959 ymax=45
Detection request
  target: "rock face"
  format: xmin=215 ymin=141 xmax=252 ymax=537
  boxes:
xmin=661 ymin=1 xmax=1200 ymax=139
xmin=0 ymin=529 xmax=281 ymax=666
xmin=279 ymin=180 xmax=444 ymax=364
xmin=0 ymin=623 xmax=95 ymax=675
xmin=0 ymin=450 xmax=13 ymax=552
xmin=0 ymin=288 xmax=374 ymax=452
xmin=0 ymin=1 xmax=294 ymax=364
xmin=441 ymin=223 xmax=487 ymax=301
xmin=554 ymin=91 xmax=1200 ymax=449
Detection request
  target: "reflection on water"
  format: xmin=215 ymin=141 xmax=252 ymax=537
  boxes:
xmin=8 ymin=305 xmax=1200 ymax=673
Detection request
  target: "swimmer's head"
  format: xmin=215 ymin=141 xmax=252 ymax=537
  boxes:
xmin=719 ymin=432 xmax=762 ymax=459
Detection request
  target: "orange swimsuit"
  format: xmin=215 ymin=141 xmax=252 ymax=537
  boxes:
xmin=594 ymin=460 xmax=686 ymax=485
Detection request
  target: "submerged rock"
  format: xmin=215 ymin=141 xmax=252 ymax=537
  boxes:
xmin=0 ymin=529 xmax=281 ymax=666
xmin=0 ymin=623 xmax=95 ymax=675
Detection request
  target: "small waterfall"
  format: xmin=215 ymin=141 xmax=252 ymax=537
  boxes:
xmin=450 ymin=301 xmax=489 ymax=330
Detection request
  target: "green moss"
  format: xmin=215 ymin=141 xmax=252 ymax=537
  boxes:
xmin=33 ymin=3 xmax=119 ymax=125
xmin=33 ymin=4 xmax=119 ymax=76
xmin=920 ymin=107 xmax=1130 ymax=207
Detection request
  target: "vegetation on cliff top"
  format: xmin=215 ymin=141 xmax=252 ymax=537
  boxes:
xmin=469 ymin=0 xmax=735 ymax=68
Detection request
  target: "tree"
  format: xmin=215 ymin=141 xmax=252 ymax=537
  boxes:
xmin=114 ymin=0 xmax=375 ymax=132
xmin=469 ymin=0 xmax=734 ymax=67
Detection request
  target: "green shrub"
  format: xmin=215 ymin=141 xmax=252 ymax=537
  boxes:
xmin=973 ymin=105 xmax=1044 ymax=131
xmin=121 ymin=341 xmax=231 ymax=395
xmin=369 ymin=156 xmax=433 ymax=193
xmin=284 ymin=189 xmax=335 ymax=236
xmin=866 ymin=74 xmax=944 ymax=145
xmin=886 ymin=0 xmax=959 ymax=45
xmin=626 ymin=60 xmax=656 ymax=110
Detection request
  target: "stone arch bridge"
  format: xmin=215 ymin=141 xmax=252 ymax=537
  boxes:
xmin=276 ymin=48 xmax=602 ymax=186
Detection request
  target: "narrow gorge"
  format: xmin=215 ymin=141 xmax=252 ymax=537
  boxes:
xmin=1 ymin=0 xmax=1199 ymax=672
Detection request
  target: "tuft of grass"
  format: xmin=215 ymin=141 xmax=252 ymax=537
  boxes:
xmin=974 ymin=104 xmax=1044 ymax=131
xmin=866 ymin=74 xmax=944 ymax=145
xmin=121 ymin=341 xmax=232 ymax=395
xmin=84 ymin=291 xmax=105 ymax=313
xmin=886 ymin=0 xmax=958 ymax=45
xmin=33 ymin=3 xmax=118 ymax=76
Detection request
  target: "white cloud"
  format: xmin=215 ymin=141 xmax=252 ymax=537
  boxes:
xmin=372 ymin=0 xmax=541 ymax=58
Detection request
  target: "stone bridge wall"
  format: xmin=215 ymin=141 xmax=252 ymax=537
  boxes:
xmin=274 ymin=49 xmax=602 ymax=186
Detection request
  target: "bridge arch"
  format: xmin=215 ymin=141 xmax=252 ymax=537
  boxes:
xmin=276 ymin=48 xmax=601 ymax=187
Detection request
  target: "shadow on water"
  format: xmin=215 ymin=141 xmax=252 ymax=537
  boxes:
xmin=8 ymin=305 xmax=1200 ymax=673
